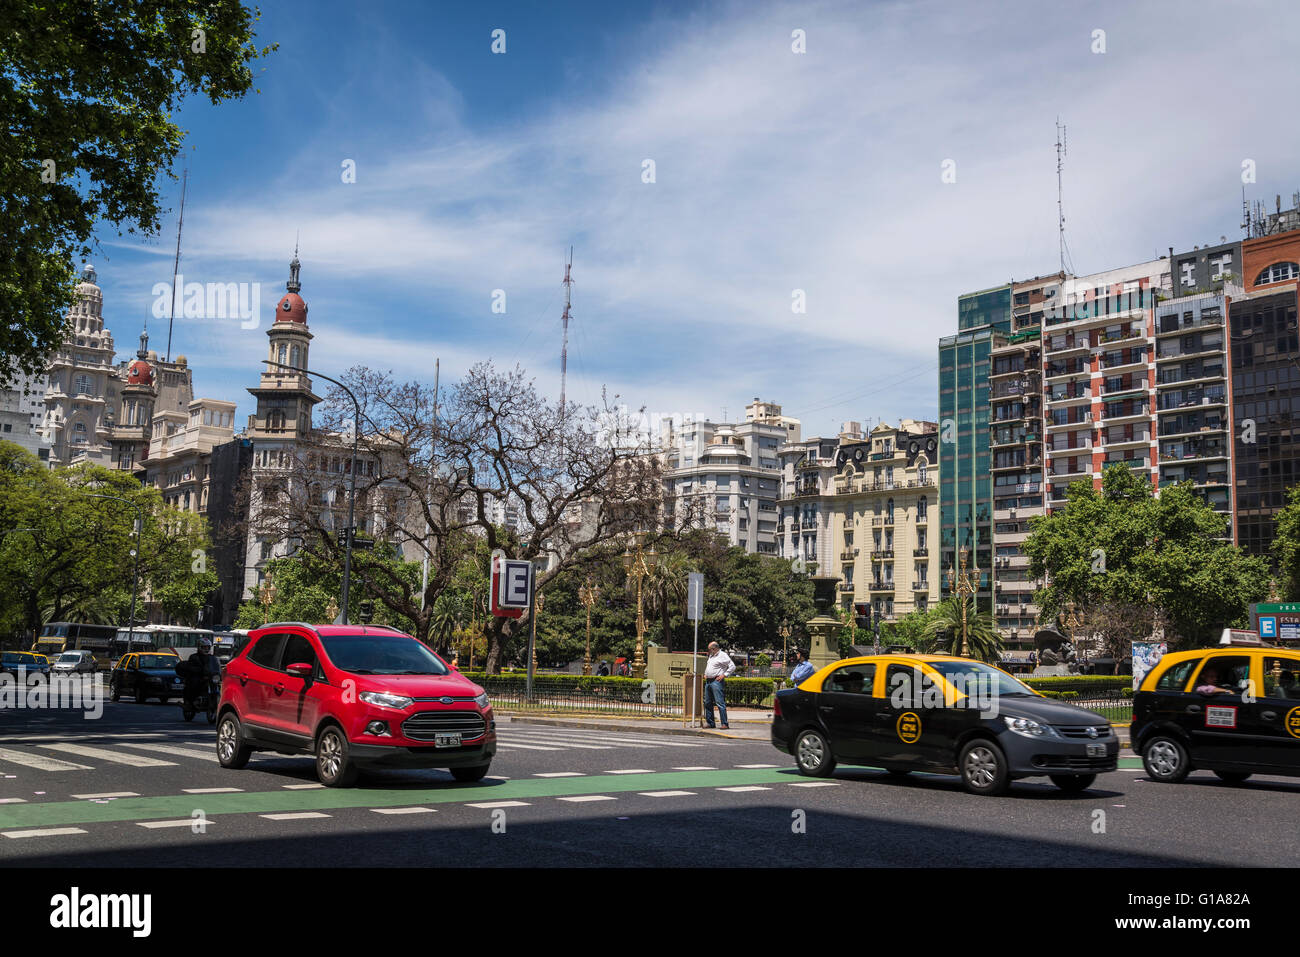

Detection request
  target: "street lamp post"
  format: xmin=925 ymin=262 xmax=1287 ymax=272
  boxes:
xmin=578 ymin=580 xmax=600 ymax=676
xmin=946 ymin=546 xmax=978 ymax=658
xmin=263 ymin=360 xmax=360 ymax=624
xmin=83 ymin=492 xmax=143 ymax=631
xmin=622 ymin=533 xmax=657 ymax=679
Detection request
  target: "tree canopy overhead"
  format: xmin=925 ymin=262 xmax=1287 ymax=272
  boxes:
xmin=0 ymin=0 xmax=275 ymax=382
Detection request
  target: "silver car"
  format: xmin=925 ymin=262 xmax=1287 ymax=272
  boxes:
xmin=52 ymin=650 xmax=98 ymax=675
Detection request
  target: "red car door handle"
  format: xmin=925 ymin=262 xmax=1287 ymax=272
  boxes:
xmin=273 ymin=683 xmax=285 ymax=694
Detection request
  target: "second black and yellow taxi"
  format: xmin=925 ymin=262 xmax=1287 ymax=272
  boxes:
xmin=772 ymin=653 xmax=1118 ymax=796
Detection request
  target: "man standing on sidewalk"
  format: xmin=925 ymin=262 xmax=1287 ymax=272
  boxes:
xmin=790 ymin=649 xmax=815 ymax=686
xmin=704 ymin=641 xmax=736 ymax=729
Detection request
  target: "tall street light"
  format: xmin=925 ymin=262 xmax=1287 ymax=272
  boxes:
xmin=946 ymin=546 xmax=978 ymax=658
xmin=622 ymin=533 xmax=657 ymax=678
xmin=83 ymin=492 xmax=143 ymax=631
xmin=578 ymin=579 xmax=600 ymax=676
xmin=263 ymin=360 xmax=360 ymax=624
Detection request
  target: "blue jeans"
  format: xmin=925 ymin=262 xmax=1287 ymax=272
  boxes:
xmin=705 ymin=679 xmax=727 ymax=727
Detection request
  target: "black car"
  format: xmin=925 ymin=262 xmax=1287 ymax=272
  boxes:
xmin=772 ymin=654 xmax=1118 ymax=795
xmin=1131 ymin=644 xmax=1300 ymax=784
xmin=109 ymin=652 xmax=185 ymax=703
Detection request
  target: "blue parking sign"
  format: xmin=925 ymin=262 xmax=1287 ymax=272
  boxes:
xmin=1260 ymin=616 xmax=1278 ymax=639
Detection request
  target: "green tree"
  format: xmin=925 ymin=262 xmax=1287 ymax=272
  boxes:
xmin=1271 ymin=484 xmax=1300 ymax=600
xmin=883 ymin=605 xmax=945 ymax=652
xmin=0 ymin=0 xmax=276 ymax=382
xmin=922 ymin=596 xmax=1003 ymax=663
xmin=644 ymin=548 xmax=691 ymax=652
xmin=1023 ymin=465 xmax=1270 ymax=649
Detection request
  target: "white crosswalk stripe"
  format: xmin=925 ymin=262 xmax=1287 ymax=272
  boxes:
xmin=40 ymin=743 xmax=175 ymax=767
xmin=117 ymin=742 xmax=218 ymax=762
xmin=0 ymin=747 xmax=91 ymax=772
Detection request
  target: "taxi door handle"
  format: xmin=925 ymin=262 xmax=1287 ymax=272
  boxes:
xmin=1261 ymin=711 xmax=1277 ymax=721
xmin=818 ymin=705 xmax=833 ymax=712
xmin=1185 ymin=705 xmax=1202 ymax=714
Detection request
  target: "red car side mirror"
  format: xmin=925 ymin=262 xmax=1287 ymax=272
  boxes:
xmin=286 ymin=662 xmax=314 ymax=678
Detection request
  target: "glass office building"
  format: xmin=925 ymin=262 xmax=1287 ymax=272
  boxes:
xmin=940 ymin=287 xmax=1011 ymax=611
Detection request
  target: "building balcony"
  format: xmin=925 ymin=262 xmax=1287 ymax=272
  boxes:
xmin=792 ymin=488 xmax=819 ymax=498
xmin=1046 ymin=439 xmax=1091 ymax=454
xmin=838 ymin=582 xmax=855 ymax=593
xmin=1103 ymin=456 xmax=1150 ymax=470
xmin=913 ymin=547 xmax=929 ymax=557
xmin=1155 ymin=313 xmax=1223 ymax=336
xmin=874 ymin=549 xmax=894 ymax=560
xmin=869 ymin=582 xmax=895 ymax=592
xmin=1101 ymin=431 xmax=1151 ymax=448
xmin=1158 ymin=393 xmax=1227 ymax=412
xmin=913 ymin=581 xmax=930 ymax=590
xmin=1156 ymin=341 xmax=1225 ymax=361
xmin=1044 ymin=336 xmax=1092 ymax=358
xmin=1156 ymin=368 xmax=1226 ymax=389
xmin=1045 ymin=362 xmax=1090 ymax=381
xmin=1100 ymin=353 xmax=1149 ymax=374
xmin=1098 ymin=326 xmax=1146 ymax=345
xmin=1045 ymin=412 xmax=1092 ymax=431
xmin=840 ymin=549 xmax=858 ymax=561
xmin=1047 ymin=464 xmax=1091 ymax=480
xmin=1100 ymin=404 xmax=1149 ymax=423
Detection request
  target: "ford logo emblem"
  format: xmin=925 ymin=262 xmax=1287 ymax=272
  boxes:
xmin=440 ymin=696 xmax=453 ymax=704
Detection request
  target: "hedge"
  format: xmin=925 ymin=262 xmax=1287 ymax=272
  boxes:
xmin=1024 ymin=675 xmax=1132 ymax=694
xmin=462 ymin=671 xmax=777 ymax=707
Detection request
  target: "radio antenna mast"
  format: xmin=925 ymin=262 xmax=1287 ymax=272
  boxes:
xmin=166 ymin=167 xmax=188 ymax=362
xmin=1055 ymin=119 xmax=1072 ymax=276
xmin=560 ymin=247 xmax=573 ymax=416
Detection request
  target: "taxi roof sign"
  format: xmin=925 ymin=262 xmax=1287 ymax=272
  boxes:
xmin=1219 ymin=628 xmax=1273 ymax=647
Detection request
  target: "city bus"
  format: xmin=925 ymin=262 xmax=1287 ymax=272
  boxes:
xmin=146 ymin=626 xmax=217 ymax=660
xmin=32 ymin=622 xmax=119 ymax=664
xmin=109 ymin=628 xmax=159 ymax=663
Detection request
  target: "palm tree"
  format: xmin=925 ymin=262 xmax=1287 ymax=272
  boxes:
xmin=922 ymin=596 xmax=1004 ymax=663
xmin=430 ymin=592 xmax=464 ymax=656
xmin=645 ymin=549 xmax=691 ymax=653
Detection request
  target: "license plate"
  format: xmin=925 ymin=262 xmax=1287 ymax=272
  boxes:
xmin=1086 ymin=743 xmax=1106 ymax=757
xmin=434 ymin=733 xmax=462 ymax=748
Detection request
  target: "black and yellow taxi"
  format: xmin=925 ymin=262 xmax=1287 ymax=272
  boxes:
xmin=1131 ymin=641 xmax=1300 ymax=784
xmin=109 ymin=651 xmax=184 ymax=703
xmin=772 ymin=653 xmax=1119 ymax=796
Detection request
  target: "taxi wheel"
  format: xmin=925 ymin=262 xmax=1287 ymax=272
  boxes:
xmin=794 ymin=729 xmax=836 ymax=777
xmin=1213 ymin=770 xmax=1252 ymax=784
xmin=959 ymin=739 xmax=1010 ymax=796
xmin=1049 ymin=774 xmax=1096 ymax=793
xmin=1141 ymin=735 xmax=1190 ymax=783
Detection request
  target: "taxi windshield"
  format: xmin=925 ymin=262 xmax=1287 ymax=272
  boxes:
xmin=927 ymin=660 xmax=1037 ymax=698
xmin=136 ymin=655 xmax=177 ymax=669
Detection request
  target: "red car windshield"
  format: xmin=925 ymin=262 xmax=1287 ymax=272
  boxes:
xmin=319 ymin=634 xmax=450 ymax=676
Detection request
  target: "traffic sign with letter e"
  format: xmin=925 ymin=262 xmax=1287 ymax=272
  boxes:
xmin=490 ymin=555 xmax=526 ymax=619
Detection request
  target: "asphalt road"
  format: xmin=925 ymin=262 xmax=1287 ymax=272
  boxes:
xmin=2 ymin=692 xmax=1298 ymax=868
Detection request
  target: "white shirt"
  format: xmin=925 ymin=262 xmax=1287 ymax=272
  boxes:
xmin=705 ymin=650 xmax=736 ymax=679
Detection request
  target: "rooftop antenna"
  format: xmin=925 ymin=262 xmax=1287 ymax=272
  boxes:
xmin=166 ymin=167 xmax=188 ymax=363
xmin=1055 ymin=118 xmax=1073 ymax=276
xmin=559 ymin=247 xmax=573 ymax=417
xmin=1241 ymin=185 xmax=1250 ymax=238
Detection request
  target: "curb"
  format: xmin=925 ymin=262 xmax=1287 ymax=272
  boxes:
xmin=505 ymin=715 xmax=766 ymax=741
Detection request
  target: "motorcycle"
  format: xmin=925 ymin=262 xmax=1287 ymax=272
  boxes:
xmin=181 ymin=674 xmax=221 ymax=724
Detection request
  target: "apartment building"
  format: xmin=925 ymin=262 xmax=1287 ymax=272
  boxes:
xmin=830 ymin=420 xmax=940 ymax=623
xmin=659 ymin=399 xmax=800 ymax=553
xmin=776 ymin=430 xmax=846 ymax=573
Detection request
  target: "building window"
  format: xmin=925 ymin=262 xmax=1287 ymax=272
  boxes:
xmin=1254 ymin=262 xmax=1300 ymax=286
xmin=72 ymin=422 xmax=88 ymax=445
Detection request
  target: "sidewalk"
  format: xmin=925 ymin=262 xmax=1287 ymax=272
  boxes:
xmin=502 ymin=707 xmax=772 ymax=741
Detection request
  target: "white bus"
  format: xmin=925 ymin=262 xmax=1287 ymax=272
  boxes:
xmin=110 ymin=625 xmax=217 ymax=661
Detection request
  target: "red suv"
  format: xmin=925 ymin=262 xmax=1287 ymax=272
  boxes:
xmin=216 ymin=622 xmax=495 ymax=787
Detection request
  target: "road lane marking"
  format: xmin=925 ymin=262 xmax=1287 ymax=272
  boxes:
xmin=490 ymin=741 xmax=566 ymax=751
xmin=639 ymin=790 xmax=696 ymax=797
xmin=3 ymin=827 xmax=87 ymax=839
xmin=716 ymin=786 xmax=771 ymax=792
xmin=117 ymin=743 xmax=218 ymax=761
xmin=184 ymin=788 xmax=243 ymax=794
xmin=282 ymin=783 xmax=324 ymax=789
xmin=466 ymin=801 xmax=531 ymax=809
xmin=137 ymin=819 xmax=208 ymax=829
xmin=40 ymin=744 xmax=174 ymax=767
xmin=735 ymin=764 xmax=779 ymax=768
xmin=71 ymin=792 xmax=140 ymax=800
xmin=557 ymin=795 xmax=615 ymax=802
xmin=604 ymin=769 xmax=655 ymax=774
xmin=788 ymin=781 xmax=841 ymax=787
xmin=371 ymin=807 xmax=436 ymax=815
xmin=0 ymin=747 xmax=91 ymax=771
xmin=0 ymin=768 xmax=797 ymax=829
xmin=672 ymin=766 xmax=716 ymax=771
xmin=0 ymin=799 xmax=26 ymax=804
xmin=261 ymin=812 xmax=330 ymax=820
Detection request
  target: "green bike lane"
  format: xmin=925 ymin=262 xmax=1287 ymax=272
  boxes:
xmin=0 ymin=758 xmax=1147 ymax=833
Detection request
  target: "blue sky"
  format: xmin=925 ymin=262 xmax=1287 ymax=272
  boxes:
xmin=87 ymin=0 xmax=1300 ymax=440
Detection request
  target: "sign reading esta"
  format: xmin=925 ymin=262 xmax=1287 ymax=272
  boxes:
xmin=491 ymin=553 xmax=532 ymax=618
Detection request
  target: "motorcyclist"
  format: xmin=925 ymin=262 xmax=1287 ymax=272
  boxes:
xmin=176 ymin=638 xmax=220 ymax=710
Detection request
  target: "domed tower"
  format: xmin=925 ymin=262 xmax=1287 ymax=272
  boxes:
xmin=43 ymin=263 xmax=118 ymax=467
xmin=248 ymin=248 xmax=320 ymax=443
xmin=108 ymin=328 xmax=158 ymax=471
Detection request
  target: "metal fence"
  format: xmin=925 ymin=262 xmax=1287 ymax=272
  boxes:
xmin=480 ymin=679 xmax=687 ymax=716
